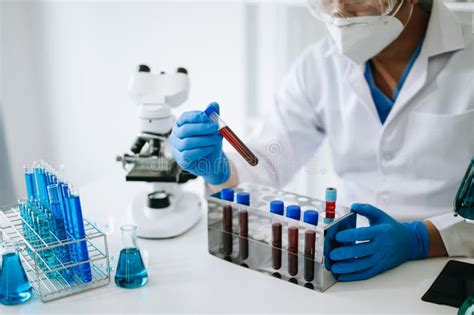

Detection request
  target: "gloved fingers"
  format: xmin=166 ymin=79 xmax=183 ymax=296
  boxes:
xmin=335 ymin=224 xmax=390 ymax=243
xmin=172 ymin=146 xmax=215 ymax=168
xmin=330 ymin=240 xmax=378 ymax=261
xmin=175 ymin=102 xmax=220 ymax=126
xmin=205 ymin=102 xmax=220 ymax=115
xmin=173 ymin=121 xmax=219 ymax=138
xmin=172 ymin=133 xmax=222 ymax=152
xmin=336 ymin=255 xmax=386 ymax=281
xmin=176 ymin=111 xmax=211 ymax=126
xmin=351 ymin=203 xmax=387 ymax=224
xmin=331 ymin=250 xmax=384 ymax=274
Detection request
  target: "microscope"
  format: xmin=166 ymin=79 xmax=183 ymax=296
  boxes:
xmin=117 ymin=64 xmax=201 ymax=238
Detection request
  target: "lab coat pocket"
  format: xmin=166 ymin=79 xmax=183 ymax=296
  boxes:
xmin=406 ymin=109 xmax=474 ymax=181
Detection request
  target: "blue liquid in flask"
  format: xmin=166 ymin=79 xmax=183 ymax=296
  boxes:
xmin=0 ymin=242 xmax=33 ymax=305
xmin=114 ymin=224 xmax=148 ymax=289
xmin=115 ymin=248 xmax=148 ymax=289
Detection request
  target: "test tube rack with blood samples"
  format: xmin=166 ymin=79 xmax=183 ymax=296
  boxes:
xmin=207 ymin=183 xmax=356 ymax=292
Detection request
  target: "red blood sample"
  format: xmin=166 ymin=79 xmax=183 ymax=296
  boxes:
xmin=304 ymin=230 xmax=316 ymax=282
xmin=288 ymin=226 xmax=299 ymax=276
xmin=326 ymin=201 xmax=336 ymax=219
xmin=222 ymin=205 xmax=233 ymax=256
xmin=219 ymin=126 xmax=259 ymax=166
xmin=272 ymin=222 xmax=282 ymax=270
xmin=239 ymin=210 xmax=248 ymax=260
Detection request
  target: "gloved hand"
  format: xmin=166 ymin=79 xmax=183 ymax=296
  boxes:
xmin=170 ymin=102 xmax=230 ymax=185
xmin=330 ymin=203 xmax=430 ymax=281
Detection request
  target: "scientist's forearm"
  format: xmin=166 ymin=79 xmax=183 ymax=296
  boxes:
xmin=424 ymin=220 xmax=448 ymax=257
xmin=207 ymin=157 xmax=239 ymax=193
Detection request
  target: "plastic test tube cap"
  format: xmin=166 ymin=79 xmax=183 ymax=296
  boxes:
xmin=236 ymin=192 xmax=250 ymax=206
xmin=304 ymin=210 xmax=319 ymax=226
xmin=220 ymin=188 xmax=235 ymax=201
xmin=286 ymin=205 xmax=301 ymax=220
xmin=325 ymin=187 xmax=337 ymax=202
xmin=269 ymin=200 xmax=284 ymax=215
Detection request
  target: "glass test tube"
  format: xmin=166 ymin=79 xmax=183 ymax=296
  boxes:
xmin=47 ymin=184 xmax=73 ymax=281
xmin=270 ymin=200 xmax=284 ymax=270
xmin=236 ymin=192 xmax=250 ymax=261
xmin=34 ymin=164 xmax=49 ymax=207
xmin=325 ymin=188 xmax=337 ymax=219
xmin=68 ymin=189 xmax=92 ymax=282
xmin=220 ymin=188 xmax=234 ymax=257
xmin=24 ymin=164 xmax=37 ymax=200
xmin=286 ymin=205 xmax=301 ymax=277
xmin=303 ymin=210 xmax=319 ymax=282
xmin=204 ymin=105 xmax=259 ymax=166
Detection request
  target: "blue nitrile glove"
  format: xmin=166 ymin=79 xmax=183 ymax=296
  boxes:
xmin=171 ymin=102 xmax=230 ymax=185
xmin=330 ymin=203 xmax=430 ymax=281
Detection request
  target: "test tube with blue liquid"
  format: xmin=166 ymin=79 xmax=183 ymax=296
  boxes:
xmin=34 ymin=162 xmax=49 ymax=207
xmin=67 ymin=188 xmax=92 ymax=283
xmin=47 ymin=184 xmax=74 ymax=281
xmin=115 ymin=224 xmax=148 ymax=289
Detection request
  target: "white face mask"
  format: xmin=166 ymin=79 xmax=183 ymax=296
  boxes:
xmin=325 ymin=1 xmax=412 ymax=64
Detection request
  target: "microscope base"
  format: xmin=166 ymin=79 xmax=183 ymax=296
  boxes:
xmin=128 ymin=190 xmax=201 ymax=239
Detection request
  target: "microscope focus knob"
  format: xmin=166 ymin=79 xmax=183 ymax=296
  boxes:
xmin=147 ymin=191 xmax=171 ymax=209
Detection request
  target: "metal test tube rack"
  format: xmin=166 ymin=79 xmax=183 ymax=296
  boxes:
xmin=0 ymin=204 xmax=111 ymax=302
xmin=207 ymin=183 xmax=356 ymax=292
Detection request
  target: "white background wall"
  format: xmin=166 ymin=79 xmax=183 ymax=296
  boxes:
xmin=1 ymin=0 xmax=334 ymax=203
xmin=2 ymin=1 xmax=250 ymax=199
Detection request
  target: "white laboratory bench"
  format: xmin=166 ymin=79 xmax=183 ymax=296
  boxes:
xmin=3 ymin=172 xmax=471 ymax=314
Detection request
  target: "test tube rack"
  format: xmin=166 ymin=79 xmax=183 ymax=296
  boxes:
xmin=207 ymin=183 xmax=356 ymax=292
xmin=0 ymin=204 xmax=111 ymax=302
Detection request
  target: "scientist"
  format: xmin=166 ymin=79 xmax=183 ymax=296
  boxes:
xmin=171 ymin=0 xmax=474 ymax=281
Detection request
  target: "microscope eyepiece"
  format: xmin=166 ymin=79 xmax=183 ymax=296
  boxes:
xmin=177 ymin=67 xmax=188 ymax=75
xmin=138 ymin=64 xmax=151 ymax=72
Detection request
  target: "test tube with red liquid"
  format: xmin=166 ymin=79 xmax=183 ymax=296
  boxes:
xmin=286 ymin=205 xmax=301 ymax=277
xmin=220 ymin=188 xmax=235 ymax=256
xmin=236 ymin=192 xmax=250 ymax=261
xmin=325 ymin=188 xmax=337 ymax=219
xmin=205 ymin=105 xmax=259 ymax=166
xmin=270 ymin=200 xmax=284 ymax=270
xmin=303 ymin=210 xmax=318 ymax=282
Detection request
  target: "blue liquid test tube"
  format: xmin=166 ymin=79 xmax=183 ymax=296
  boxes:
xmin=34 ymin=164 xmax=49 ymax=207
xmin=59 ymin=183 xmax=78 ymax=274
xmin=24 ymin=165 xmax=37 ymax=200
xmin=47 ymin=184 xmax=74 ymax=282
xmin=67 ymin=189 xmax=92 ymax=283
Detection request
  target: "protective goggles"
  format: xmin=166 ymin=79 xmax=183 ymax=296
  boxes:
xmin=307 ymin=0 xmax=402 ymax=26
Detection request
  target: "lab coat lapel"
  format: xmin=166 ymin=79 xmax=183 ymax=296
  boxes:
xmin=344 ymin=63 xmax=381 ymax=123
xmin=383 ymin=0 xmax=464 ymax=127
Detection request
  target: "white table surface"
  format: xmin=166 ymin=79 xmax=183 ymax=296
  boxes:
xmin=3 ymin=172 xmax=471 ymax=314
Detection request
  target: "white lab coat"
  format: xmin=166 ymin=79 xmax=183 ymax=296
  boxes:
xmin=229 ymin=0 xmax=474 ymax=257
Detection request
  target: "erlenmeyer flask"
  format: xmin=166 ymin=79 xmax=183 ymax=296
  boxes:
xmin=0 ymin=241 xmax=33 ymax=305
xmin=115 ymin=225 xmax=148 ymax=289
